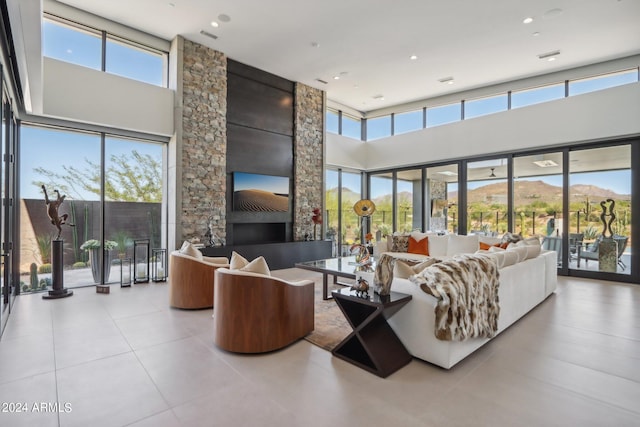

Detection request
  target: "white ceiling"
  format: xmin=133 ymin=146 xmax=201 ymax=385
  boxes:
xmin=50 ymin=0 xmax=640 ymax=113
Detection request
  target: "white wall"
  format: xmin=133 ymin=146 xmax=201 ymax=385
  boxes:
xmin=326 ymin=132 xmax=368 ymax=170
xmin=43 ymin=58 xmax=174 ymax=136
xmin=327 ymin=82 xmax=640 ymax=171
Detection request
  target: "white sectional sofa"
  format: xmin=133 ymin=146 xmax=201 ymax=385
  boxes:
xmin=359 ymin=233 xmax=557 ymax=369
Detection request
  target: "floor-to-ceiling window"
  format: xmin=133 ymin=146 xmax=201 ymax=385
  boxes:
xmin=324 ymin=168 xmax=362 ymax=256
xmin=396 ymin=169 xmax=422 ymax=232
xmin=466 ymin=158 xmax=509 ymax=235
xmin=569 ymin=145 xmax=631 ymax=276
xmin=19 ymin=125 xmax=164 ymax=290
xmin=514 ymin=152 xmax=564 ymax=265
xmin=426 ymin=164 xmax=459 ymax=234
xmin=369 ymin=173 xmax=393 ymax=239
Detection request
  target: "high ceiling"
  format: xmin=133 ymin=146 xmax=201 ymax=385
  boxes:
xmin=55 ymin=0 xmax=640 ymax=113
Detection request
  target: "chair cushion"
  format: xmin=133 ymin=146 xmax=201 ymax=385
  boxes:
xmin=239 ymin=256 xmax=271 ymax=276
xmin=230 ymin=251 xmax=249 ymax=269
xmin=179 ymin=241 xmax=203 ymax=260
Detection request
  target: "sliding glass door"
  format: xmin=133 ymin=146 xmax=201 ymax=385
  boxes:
xmin=569 ymin=145 xmax=631 ymax=276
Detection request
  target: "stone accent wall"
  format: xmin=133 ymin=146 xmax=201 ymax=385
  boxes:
xmin=293 ymin=83 xmax=324 ymax=240
xmin=180 ymin=39 xmax=227 ymax=242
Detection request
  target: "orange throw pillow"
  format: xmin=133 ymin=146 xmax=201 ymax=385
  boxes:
xmin=408 ymin=236 xmax=429 ymax=255
xmin=480 ymin=241 xmax=509 ymax=250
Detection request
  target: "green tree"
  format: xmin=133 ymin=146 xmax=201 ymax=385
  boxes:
xmin=33 ymin=150 xmax=161 ymax=202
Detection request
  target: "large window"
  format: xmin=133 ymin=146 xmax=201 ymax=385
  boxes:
xmin=43 ymin=16 xmax=167 ymax=87
xmin=394 ymin=109 xmax=423 ymax=135
xmin=366 ymin=115 xmax=391 ymax=141
xmin=326 ymin=110 xmax=339 ymax=134
xmin=19 ymin=125 xmax=164 ymax=289
xmin=467 ymin=159 xmax=508 ymax=235
xmin=569 ymin=69 xmax=638 ymax=96
xmin=426 ymin=164 xmax=458 ymax=234
xmin=43 ymin=18 xmax=101 ymax=70
xmin=512 ymin=83 xmax=565 ymax=109
xmin=369 ymin=174 xmax=393 ymax=239
xmin=106 ymin=36 xmax=165 ymax=86
xmin=396 ymin=170 xmax=422 ymax=232
xmin=569 ymin=145 xmax=631 ymax=275
xmin=426 ymin=103 xmax=461 ymax=127
xmin=341 ymin=114 xmax=362 ymax=140
xmin=464 ymin=94 xmax=508 ymax=119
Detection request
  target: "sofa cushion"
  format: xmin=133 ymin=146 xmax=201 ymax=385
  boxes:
xmin=179 ymin=241 xmax=203 ymax=260
xmin=447 ymin=234 xmax=479 ymax=256
xmin=501 ymin=250 xmax=519 ymax=267
xmin=230 ymin=251 xmax=249 ymax=269
xmin=507 ymin=245 xmax=529 ymax=263
xmin=239 ymin=256 xmax=271 ymax=276
xmin=408 ymin=236 xmax=429 ymax=255
xmin=427 ymin=235 xmax=448 ymax=257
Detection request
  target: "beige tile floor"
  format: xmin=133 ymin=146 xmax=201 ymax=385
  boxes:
xmin=1 ymin=269 xmax=639 ymax=427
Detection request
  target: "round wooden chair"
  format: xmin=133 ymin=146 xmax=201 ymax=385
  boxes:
xmin=213 ymin=268 xmax=314 ymax=353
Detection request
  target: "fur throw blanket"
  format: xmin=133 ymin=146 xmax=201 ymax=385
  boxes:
xmin=409 ymin=254 xmax=500 ymax=341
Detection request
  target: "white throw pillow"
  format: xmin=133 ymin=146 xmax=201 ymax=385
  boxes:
xmin=239 ymin=256 xmax=271 ymax=276
xmin=447 ymin=234 xmax=479 ymax=256
xmin=178 ymin=241 xmax=203 ymax=260
xmin=230 ymin=251 xmax=249 ymax=269
xmin=427 ymin=235 xmax=448 ymax=257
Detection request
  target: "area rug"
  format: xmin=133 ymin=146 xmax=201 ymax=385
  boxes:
xmin=304 ymin=285 xmax=351 ymax=351
xmin=271 ymin=268 xmax=351 ymax=352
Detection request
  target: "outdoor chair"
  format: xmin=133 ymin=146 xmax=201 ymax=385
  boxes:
xmin=577 ymin=235 xmax=628 ymax=271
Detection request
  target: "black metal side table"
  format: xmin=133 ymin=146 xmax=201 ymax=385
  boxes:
xmin=331 ymin=288 xmax=412 ymax=378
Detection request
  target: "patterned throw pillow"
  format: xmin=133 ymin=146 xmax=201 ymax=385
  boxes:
xmin=391 ymin=235 xmax=410 ymax=252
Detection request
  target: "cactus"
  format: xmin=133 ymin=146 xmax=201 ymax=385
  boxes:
xmin=30 ymin=263 xmax=39 ymax=290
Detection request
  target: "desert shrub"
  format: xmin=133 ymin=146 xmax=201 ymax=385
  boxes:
xmin=38 ymin=264 xmax=52 ymax=274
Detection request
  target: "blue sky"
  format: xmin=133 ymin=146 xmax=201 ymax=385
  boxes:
xmin=20 ymin=126 xmax=162 ymax=200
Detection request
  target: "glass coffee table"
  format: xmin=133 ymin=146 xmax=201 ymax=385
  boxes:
xmin=295 ymin=256 xmax=375 ymax=300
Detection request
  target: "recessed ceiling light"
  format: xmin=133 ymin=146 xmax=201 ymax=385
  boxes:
xmin=523 ymin=17 xmax=534 ymax=24
xmin=548 ymin=57 xmax=556 ymax=62
xmin=311 ymin=42 xmax=320 ymax=48
xmin=532 ymin=32 xmax=540 ymax=37
xmin=543 ymin=8 xmax=563 ymax=19
xmin=218 ymin=14 xmax=231 ymax=22
xmin=333 ymin=76 xmax=340 ymax=80
xmin=438 ymin=76 xmax=454 ymax=84
xmin=210 ymin=21 xmax=219 ymax=28
xmin=168 ymin=2 xmax=175 ymax=7
xmin=373 ymin=94 xmax=385 ymax=101
xmin=410 ymin=55 xmax=418 ymax=60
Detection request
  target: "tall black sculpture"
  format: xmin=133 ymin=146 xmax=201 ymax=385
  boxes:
xmin=41 ymin=185 xmax=73 ymax=299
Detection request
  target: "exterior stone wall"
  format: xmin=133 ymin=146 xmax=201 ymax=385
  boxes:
xmin=180 ymin=39 xmax=227 ymax=242
xmin=293 ymin=83 xmax=324 ymax=240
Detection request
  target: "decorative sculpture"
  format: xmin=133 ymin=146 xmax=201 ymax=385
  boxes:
xmin=349 ymin=243 xmax=371 ymax=265
xmin=599 ymin=198 xmax=616 ymax=238
xmin=351 ymin=277 xmax=370 ymax=298
xmin=42 ymin=185 xmax=74 ymax=240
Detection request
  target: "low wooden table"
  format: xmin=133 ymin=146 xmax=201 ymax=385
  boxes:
xmin=331 ymin=288 xmax=412 ymax=378
xmin=295 ymin=256 xmax=374 ymax=300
